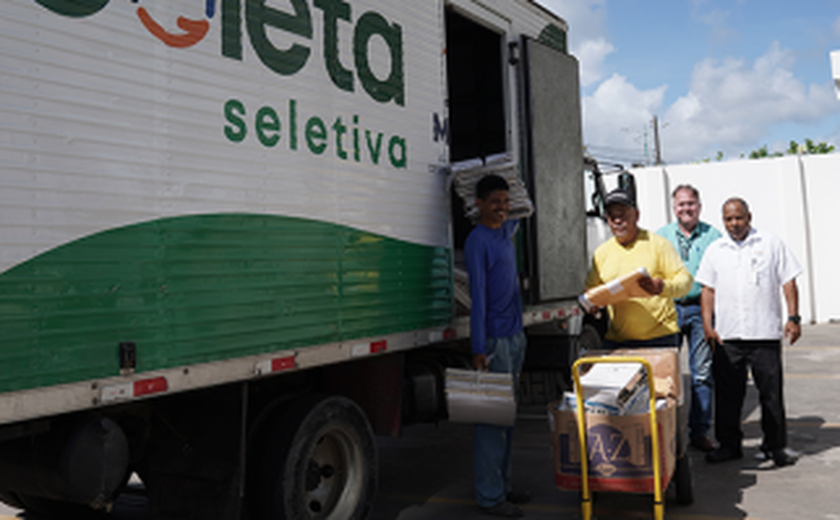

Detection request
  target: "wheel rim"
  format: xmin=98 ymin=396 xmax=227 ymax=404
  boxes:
xmin=300 ymin=424 xmax=365 ymax=519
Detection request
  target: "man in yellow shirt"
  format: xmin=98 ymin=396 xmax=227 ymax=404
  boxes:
xmin=585 ymin=188 xmax=692 ymax=348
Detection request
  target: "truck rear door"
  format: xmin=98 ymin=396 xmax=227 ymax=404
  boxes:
xmin=518 ymin=37 xmax=586 ymax=304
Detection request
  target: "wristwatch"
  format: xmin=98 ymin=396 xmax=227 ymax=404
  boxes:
xmin=787 ymin=315 xmax=801 ymax=325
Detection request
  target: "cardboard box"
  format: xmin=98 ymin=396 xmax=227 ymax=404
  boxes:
xmin=548 ymin=348 xmax=680 ymax=493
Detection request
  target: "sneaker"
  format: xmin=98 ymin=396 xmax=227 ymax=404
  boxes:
xmin=506 ymin=490 xmax=532 ymax=505
xmin=705 ymin=446 xmax=743 ymax=463
xmin=689 ymin=435 xmax=716 ymax=452
xmin=480 ymin=501 xmax=524 ymax=517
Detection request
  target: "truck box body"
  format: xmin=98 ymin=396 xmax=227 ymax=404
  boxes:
xmin=0 ymin=2 xmax=587 ymax=516
xmin=3 ymin=0 xmax=456 ymax=415
xmin=1 ymin=0 xmax=583 ymax=425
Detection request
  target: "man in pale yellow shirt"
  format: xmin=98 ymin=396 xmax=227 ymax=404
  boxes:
xmin=585 ymin=189 xmax=692 ymax=347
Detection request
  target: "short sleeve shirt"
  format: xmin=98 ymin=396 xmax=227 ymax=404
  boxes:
xmin=695 ymin=228 xmax=801 ymax=340
xmin=656 ymin=221 xmax=722 ymax=300
xmin=584 ymin=229 xmax=692 ymax=342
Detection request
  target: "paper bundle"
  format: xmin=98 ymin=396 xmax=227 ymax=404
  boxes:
xmin=578 ymin=267 xmax=651 ymax=312
xmin=449 ymin=153 xmax=534 ymax=223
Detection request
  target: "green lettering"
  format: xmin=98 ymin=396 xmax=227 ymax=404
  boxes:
xmin=35 ymin=0 xmax=108 ymax=18
xmin=354 ymin=12 xmax=404 ymax=106
xmin=306 ymin=117 xmax=327 ymax=155
xmin=388 ymin=135 xmax=406 ymax=168
xmin=256 ymin=106 xmax=281 ymax=147
xmin=314 ymin=0 xmax=353 ymax=92
xmin=224 ymin=99 xmax=247 ymax=142
xmin=353 ymin=115 xmax=360 ymax=161
xmin=222 ymin=0 xmax=242 ymax=60
xmin=365 ymin=130 xmax=383 ymax=165
xmin=332 ymin=117 xmax=348 ymax=160
xmin=246 ymin=0 xmax=312 ymax=76
xmin=289 ymin=99 xmax=298 ymax=150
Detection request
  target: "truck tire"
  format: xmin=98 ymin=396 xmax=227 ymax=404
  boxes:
xmin=249 ymin=394 xmax=377 ymax=520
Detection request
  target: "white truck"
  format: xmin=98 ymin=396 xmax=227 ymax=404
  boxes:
xmin=0 ymin=0 xmax=603 ymax=517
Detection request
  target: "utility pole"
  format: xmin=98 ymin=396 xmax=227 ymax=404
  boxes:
xmin=652 ymin=115 xmax=662 ymax=165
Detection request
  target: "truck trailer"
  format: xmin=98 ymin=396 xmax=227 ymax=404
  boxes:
xmin=0 ymin=0 xmax=599 ymax=517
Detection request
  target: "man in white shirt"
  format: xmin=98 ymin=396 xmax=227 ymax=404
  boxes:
xmin=695 ymin=197 xmax=802 ymax=467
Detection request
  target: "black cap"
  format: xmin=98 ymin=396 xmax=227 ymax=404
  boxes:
xmin=603 ymin=188 xmax=636 ymax=208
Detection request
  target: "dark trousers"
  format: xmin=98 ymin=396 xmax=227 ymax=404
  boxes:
xmin=713 ymin=339 xmax=787 ymax=452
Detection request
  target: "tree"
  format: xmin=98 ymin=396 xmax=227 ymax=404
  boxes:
xmin=749 ymin=139 xmax=835 ymax=159
xmin=748 ymin=145 xmax=783 ymax=159
xmin=787 ymin=139 xmax=835 ymax=155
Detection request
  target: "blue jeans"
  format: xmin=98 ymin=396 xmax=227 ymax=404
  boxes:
xmin=474 ymin=330 xmax=526 ymax=508
xmin=677 ymin=304 xmax=714 ymax=440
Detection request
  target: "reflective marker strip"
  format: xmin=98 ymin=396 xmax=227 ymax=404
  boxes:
xmin=134 ymin=376 xmax=168 ymax=397
xmin=101 ymin=376 xmax=168 ymax=403
xmin=428 ymin=328 xmax=457 ymax=343
xmin=254 ymin=355 xmax=296 ymax=375
xmin=351 ymin=340 xmax=388 ymax=357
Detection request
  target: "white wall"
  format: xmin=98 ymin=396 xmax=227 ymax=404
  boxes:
xmin=628 ymin=154 xmax=840 ymax=324
xmin=801 ymin=155 xmax=840 ymax=323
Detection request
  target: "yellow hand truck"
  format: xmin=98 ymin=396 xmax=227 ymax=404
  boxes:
xmin=570 ymin=354 xmax=694 ymax=520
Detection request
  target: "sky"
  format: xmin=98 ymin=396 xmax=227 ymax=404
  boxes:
xmin=534 ymin=0 xmax=840 ymax=166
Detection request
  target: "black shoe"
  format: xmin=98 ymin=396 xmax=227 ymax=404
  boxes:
xmin=705 ymin=446 xmax=743 ymax=463
xmin=756 ymin=447 xmax=799 ymax=464
xmin=690 ymin=435 xmax=716 ymax=452
xmin=772 ymin=448 xmax=800 ymax=467
xmin=506 ymin=490 xmax=532 ymax=505
xmin=480 ymin=501 xmax=524 ymax=517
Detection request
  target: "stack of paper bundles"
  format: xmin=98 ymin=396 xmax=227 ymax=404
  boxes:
xmin=449 ymin=153 xmax=534 ymax=223
xmin=561 ymin=362 xmax=650 ymax=416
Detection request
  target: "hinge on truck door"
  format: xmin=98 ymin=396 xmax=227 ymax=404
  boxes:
xmin=119 ymin=342 xmax=137 ymax=375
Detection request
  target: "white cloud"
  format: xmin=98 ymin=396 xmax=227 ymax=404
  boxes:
xmin=577 ymin=38 xmax=615 ymax=87
xmin=535 ymin=1 xmax=840 ymax=165
xmin=535 ymin=0 xmax=612 ymax=86
xmin=833 ymin=16 xmax=840 ymax=37
xmin=660 ymin=42 xmax=840 ymax=162
xmin=582 ymin=75 xmax=667 ymax=163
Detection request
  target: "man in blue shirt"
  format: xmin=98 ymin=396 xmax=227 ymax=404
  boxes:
xmin=657 ymin=185 xmax=722 ymax=452
xmin=465 ymin=174 xmax=528 ymax=517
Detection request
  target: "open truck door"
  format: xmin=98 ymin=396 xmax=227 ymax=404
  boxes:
xmin=518 ymin=37 xmax=587 ymax=304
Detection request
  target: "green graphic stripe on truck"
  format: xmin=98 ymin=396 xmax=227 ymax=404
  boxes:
xmin=0 ymin=214 xmax=453 ymax=394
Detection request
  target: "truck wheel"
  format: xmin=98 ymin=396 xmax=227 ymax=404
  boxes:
xmin=250 ymin=394 xmax=377 ymax=520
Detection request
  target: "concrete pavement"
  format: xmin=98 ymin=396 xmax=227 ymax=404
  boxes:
xmin=373 ymin=323 xmax=840 ymax=519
